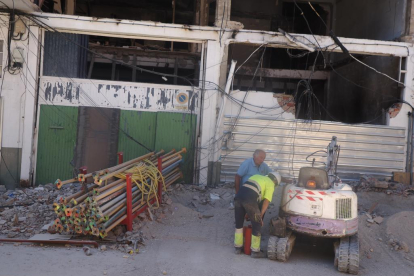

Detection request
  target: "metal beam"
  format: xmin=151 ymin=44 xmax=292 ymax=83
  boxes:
xmin=236 ymin=67 xmax=329 ymax=80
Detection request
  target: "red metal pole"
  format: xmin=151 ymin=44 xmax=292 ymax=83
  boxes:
xmin=79 ymin=166 xmax=88 ymax=191
xmin=79 ymin=166 xmax=87 ymax=174
xmin=125 ymin=173 xmax=133 ymax=231
xmin=157 ymin=157 xmax=163 ymax=205
xmin=117 ymin=152 xmax=124 ymax=164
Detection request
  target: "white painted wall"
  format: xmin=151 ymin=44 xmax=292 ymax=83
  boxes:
xmin=0 ymin=15 xmax=40 ymax=183
xmin=224 ymin=90 xmax=296 ymax=119
xmin=39 ymin=77 xmax=200 ymax=113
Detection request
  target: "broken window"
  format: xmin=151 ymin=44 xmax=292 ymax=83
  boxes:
xmin=229 ymin=43 xmax=401 ymax=125
xmin=229 ymin=44 xmax=327 ymax=120
xmin=42 ymin=31 xmax=201 ymax=86
xmin=230 ymin=0 xmax=331 ymax=34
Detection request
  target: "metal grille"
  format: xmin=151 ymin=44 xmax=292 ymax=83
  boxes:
xmin=220 ymin=116 xmax=406 ymax=181
xmin=336 ymin=198 xmax=352 ymax=219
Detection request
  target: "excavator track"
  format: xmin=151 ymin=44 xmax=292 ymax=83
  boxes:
xmin=277 ymin=233 xmax=296 ymax=262
xmin=267 ymin=231 xmax=296 ymax=262
xmin=267 ymin=236 xmax=279 ymax=261
xmin=348 ymin=235 xmax=360 ymax=275
xmin=338 ymin=237 xmax=350 ymax=273
xmin=337 ymin=235 xmax=359 ymax=274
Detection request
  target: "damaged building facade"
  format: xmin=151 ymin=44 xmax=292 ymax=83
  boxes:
xmin=0 ymin=0 xmax=414 ymax=188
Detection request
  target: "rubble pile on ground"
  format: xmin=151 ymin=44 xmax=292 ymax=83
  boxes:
xmin=357 ymin=175 xmax=412 ymax=195
xmin=0 ymin=183 xmax=78 ymax=238
xmin=385 ymin=211 xmax=414 ymax=254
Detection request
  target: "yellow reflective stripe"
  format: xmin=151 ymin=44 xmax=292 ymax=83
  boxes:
xmin=251 ymin=235 xmax=261 ymax=252
xmin=234 ymin=232 xmax=243 ymax=247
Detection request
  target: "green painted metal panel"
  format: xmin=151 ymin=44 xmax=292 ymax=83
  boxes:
xmin=36 ymin=105 xmax=79 ymax=185
xmin=155 ymin=112 xmax=197 ymax=183
xmin=117 ymin=110 xmax=157 ymax=162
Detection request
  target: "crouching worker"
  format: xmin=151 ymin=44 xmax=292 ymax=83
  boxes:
xmin=234 ymin=172 xmax=281 ymax=258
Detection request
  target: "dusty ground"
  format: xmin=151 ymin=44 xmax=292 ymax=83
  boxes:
xmin=1 ymin=184 xmax=414 ymax=276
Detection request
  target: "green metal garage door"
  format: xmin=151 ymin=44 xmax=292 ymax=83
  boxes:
xmin=117 ymin=110 xmax=157 ymax=162
xmin=35 ymin=105 xmax=79 ymax=185
xmin=118 ymin=111 xmax=197 ymax=183
xmin=155 ymin=112 xmax=197 ymax=183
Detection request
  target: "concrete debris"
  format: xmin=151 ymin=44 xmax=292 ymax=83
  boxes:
xmin=400 ymin=242 xmax=409 ymax=253
xmin=83 ymin=246 xmax=92 ymax=256
xmin=358 ymin=175 xmax=410 ymax=195
xmin=147 ymin=208 xmax=154 ymax=221
xmin=210 ymin=193 xmax=220 ymax=200
xmin=374 ymin=216 xmax=384 ymax=224
xmin=374 ymin=181 xmax=389 ymax=189
xmin=0 ymin=185 xmax=6 ymax=193
xmin=367 ymin=218 xmax=375 ymax=224
xmin=0 ymin=184 xmax=74 ymax=239
xmin=192 ymin=195 xmax=200 ymax=201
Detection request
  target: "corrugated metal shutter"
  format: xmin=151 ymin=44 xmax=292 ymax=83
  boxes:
xmin=155 ymin=112 xmax=197 ymax=183
xmin=43 ymin=31 xmax=88 ymax=78
xmin=220 ymin=116 xmax=406 ymax=181
xmin=35 ymin=105 xmax=79 ymax=185
xmin=118 ymin=110 xmax=157 ymax=162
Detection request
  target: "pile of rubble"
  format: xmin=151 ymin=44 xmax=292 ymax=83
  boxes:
xmin=356 ymin=175 xmax=413 ymax=196
xmin=0 ymin=184 xmax=61 ymax=238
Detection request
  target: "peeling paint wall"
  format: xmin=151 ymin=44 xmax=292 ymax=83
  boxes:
xmin=39 ymin=77 xmax=200 ymax=113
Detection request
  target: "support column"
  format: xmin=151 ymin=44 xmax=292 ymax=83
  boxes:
xmin=65 ymin=0 xmax=76 ymax=15
xmin=214 ymin=0 xmax=243 ymax=29
xmin=21 ymin=26 xmax=41 ymax=185
xmin=389 ymin=53 xmax=414 ymax=128
xmin=192 ymin=0 xmax=210 ymax=53
xmin=199 ymin=40 xmax=224 ymax=184
xmin=215 ymin=0 xmax=231 ymax=27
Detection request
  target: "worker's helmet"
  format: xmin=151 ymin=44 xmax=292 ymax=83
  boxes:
xmin=268 ymin=171 xmax=281 ymax=186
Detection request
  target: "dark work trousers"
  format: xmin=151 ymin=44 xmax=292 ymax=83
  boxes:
xmin=234 ymin=187 xmax=262 ymax=237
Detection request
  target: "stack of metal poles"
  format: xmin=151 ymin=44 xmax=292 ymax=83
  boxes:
xmin=52 ymin=149 xmax=185 ymax=238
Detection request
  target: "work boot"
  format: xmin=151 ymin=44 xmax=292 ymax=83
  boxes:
xmin=235 ymin=247 xmax=243 ymax=254
xmin=251 ymin=250 xmax=267 ymax=258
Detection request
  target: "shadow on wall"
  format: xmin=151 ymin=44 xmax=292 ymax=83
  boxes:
xmin=0 ymin=148 xmax=22 ymax=190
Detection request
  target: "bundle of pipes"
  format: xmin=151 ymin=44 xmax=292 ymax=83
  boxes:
xmin=51 ymin=149 xmax=186 ymax=238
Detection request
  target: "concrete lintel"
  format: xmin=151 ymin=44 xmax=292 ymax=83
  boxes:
xmin=231 ymin=31 xmax=413 ymax=57
xmin=28 ymin=12 xmax=219 ymax=42
xmin=236 ymin=67 xmax=329 ymax=80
